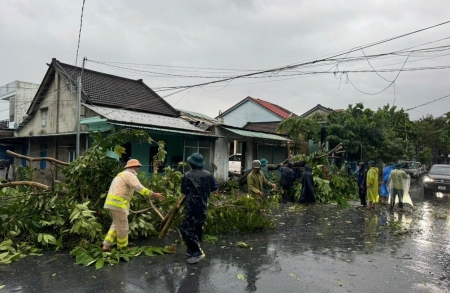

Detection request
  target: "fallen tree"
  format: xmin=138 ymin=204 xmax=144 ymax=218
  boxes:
xmin=0 ymin=129 xmax=280 ymax=268
xmin=236 ymin=142 xmax=343 ymax=183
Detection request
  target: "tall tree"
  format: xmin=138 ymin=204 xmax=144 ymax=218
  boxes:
xmin=413 ymin=114 xmax=449 ymax=164
xmin=276 ymin=115 xmax=322 ymax=153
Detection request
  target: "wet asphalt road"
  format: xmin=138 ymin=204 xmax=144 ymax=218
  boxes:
xmin=2 ymin=184 xmax=450 ymax=293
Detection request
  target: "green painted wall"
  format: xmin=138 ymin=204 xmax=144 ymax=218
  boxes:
xmin=83 ymin=122 xmax=215 ymax=175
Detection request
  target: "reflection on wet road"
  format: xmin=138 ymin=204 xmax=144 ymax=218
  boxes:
xmin=2 ymin=184 xmax=450 ymax=292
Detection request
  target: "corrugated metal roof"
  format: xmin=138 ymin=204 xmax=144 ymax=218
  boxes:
xmin=2 ymin=132 xmax=89 ymax=139
xmin=83 ymin=104 xmax=208 ymax=133
xmin=110 ymin=123 xmax=221 ymax=138
xmin=222 ymin=127 xmax=291 ymax=141
xmin=178 ymin=109 xmax=220 ymax=123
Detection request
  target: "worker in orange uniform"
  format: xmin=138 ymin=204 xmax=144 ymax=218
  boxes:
xmin=102 ymin=159 xmax=164 ymax=251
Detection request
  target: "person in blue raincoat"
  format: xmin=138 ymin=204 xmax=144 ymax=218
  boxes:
xmin=380 ymin=162 xmax=394 ymax=204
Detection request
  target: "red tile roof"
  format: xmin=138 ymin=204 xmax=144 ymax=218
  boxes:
xmin=216 ymin=96 xmax=296 ymax=119
xmin=248 ymin=97 xmax=296 ymax=119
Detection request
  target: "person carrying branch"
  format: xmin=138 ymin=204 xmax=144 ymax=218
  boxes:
xmin=102 ymin=159 xmax=164 ymax=252
xmin=247 ymin=160 xmax=277 ymax=205
xmin=180 ymin=153 xmax=218 ymax=264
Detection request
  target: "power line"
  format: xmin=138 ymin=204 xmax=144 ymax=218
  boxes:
xmin=87 ymin=20 xmax=450 ymax=93
xmin=405 ymin=94 xmax=450 ymax=111
xmin=74 ymin=0 xmax=86 ymax=72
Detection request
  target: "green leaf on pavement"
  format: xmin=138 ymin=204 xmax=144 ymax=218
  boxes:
xmin=237 ymin=274 xmax=245 ymax=280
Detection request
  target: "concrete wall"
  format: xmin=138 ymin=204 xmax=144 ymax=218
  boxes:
xmin=222 ymin=100 xmax=281 ymax=127
xmin=14 ymin=81 xmax=39 ymax=125
xmin=213 ymin=126 xmax=231 ymax=183
xmin=17 ymin=73 xmax=87 ymax=137
xmin=0 ymin=81 xmax=39 ymax=127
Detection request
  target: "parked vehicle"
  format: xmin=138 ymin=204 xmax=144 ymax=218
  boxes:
xmin=229 ymin=153 xmax=242 ymax=175
xmin=423 ymin=164 xmax=450 ymax=197
xmin=400 ymin=160 xmax=423 ymax=179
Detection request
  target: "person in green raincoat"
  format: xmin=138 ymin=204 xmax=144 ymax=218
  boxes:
xmin=260 ymin=158 xmax=270 ymax=180
xmin=247 ymin=160 xmax=276 ymax=204
xmin=366 ymin=160 xmax=379 ymax=210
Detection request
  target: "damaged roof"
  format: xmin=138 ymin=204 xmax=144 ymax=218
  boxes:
xmin=83 ymin=104 xmax=210 ymax=133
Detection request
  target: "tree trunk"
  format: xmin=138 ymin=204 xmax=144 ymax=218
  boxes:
xmin=159 ymin=195 xmax=186 ymax=239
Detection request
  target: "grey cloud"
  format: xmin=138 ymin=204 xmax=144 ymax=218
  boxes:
xmin=0 ymin=0 xmax=449 ymax=121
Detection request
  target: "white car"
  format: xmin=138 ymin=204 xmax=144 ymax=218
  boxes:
xmin=229 ymin=153 xmax=242 ymax=175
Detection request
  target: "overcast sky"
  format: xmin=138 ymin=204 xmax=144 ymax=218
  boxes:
xmin=1 ymin=0 xmax=449 ymax=122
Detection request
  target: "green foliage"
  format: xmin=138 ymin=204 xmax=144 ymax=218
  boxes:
xmin=310 ymin=103 xmax=417 ymax=162
xmin=69 ymin=242 xmax=176 ymax=269
xmin=413 ymin=114 xmax=449 ymax=164
xmin=0 ymin=128 xmax=279 ymax=268
xmin=204 ymin=194 xmax=278 ymax=234
xmin=0 ymin=239 xmax=41 ymax=264
xmin=69 ymin=201 xmax=103 ymax=243
xmin=291 ymin=153 xmax=358 ymax=206
xmin=277 ymin=116 xmax=322 ymax=153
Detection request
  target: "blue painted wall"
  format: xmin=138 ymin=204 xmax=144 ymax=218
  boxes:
xmin=222 ymin=100 xmax=281 ymax=127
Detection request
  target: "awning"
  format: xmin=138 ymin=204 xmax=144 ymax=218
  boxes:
xmin=222 ymin=127 xmax=291 ymax=141
xmin=110 ymin=123 xmax=221 ymax=138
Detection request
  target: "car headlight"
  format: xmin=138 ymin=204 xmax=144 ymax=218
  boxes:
xmin=423 ymin=176 xmax=434 ymax=183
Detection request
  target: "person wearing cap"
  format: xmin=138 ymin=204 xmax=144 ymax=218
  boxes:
xmin=279 ymin=162 xmax=295 ymax=203
xmin=379 ymin=162 xmax=394 ymax=204
xmin=247 ymin=160 xmax=277 ymax=204
xmin=387 ymin=163 xmax=409 ymax=212
xmin=102 ymin=159 xmax=164 ymax=252
xmin=180 ymin=153 xmax=218 ymax=264
xmin=356 ymin=162 xmax=367 ymax=207
xmin=366 ymin=160 xmax=379 ymax=210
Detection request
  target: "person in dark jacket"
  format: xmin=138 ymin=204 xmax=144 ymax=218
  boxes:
xmin=355 ymin=162 xmax=367 ymax=207
xmin=279 ymin=163 xmax=295 ymax=203
xmin=299 ymin=165 xmax=316 ymax=204
xmin=180 ymin=153 xmax=218 ymax=264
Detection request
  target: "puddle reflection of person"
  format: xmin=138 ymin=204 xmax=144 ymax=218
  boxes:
xmin=363 ymin=214 xmax=378 ymax=251
xmin=177 ymin=268 xmax=200 ymax=293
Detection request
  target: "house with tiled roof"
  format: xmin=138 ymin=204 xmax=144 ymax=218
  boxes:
xmin=213 ymin=96 xmax=295 ymax=173
xmin=242 ymin=121 xmax=280 ymax=134
xmin=5 ymin=59 xmax=224 ymax=183
xmin=216 ymin=96 xmax=296 ymax=128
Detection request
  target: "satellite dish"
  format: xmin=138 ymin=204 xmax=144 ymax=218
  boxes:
xmin=13 ymin=123 xmax=18 ymax=129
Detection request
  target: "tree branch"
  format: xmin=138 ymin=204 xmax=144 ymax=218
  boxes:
xmin=0 ymin=181 xmax=51 ymax=191
xmin=6 ymin=150 xmax=69 ymax=166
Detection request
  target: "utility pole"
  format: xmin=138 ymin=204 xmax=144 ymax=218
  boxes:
xmin=76 ymin=57 xmax=86 ymax=158
xmin=76 ymin=76 xmax=81 ymax=158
